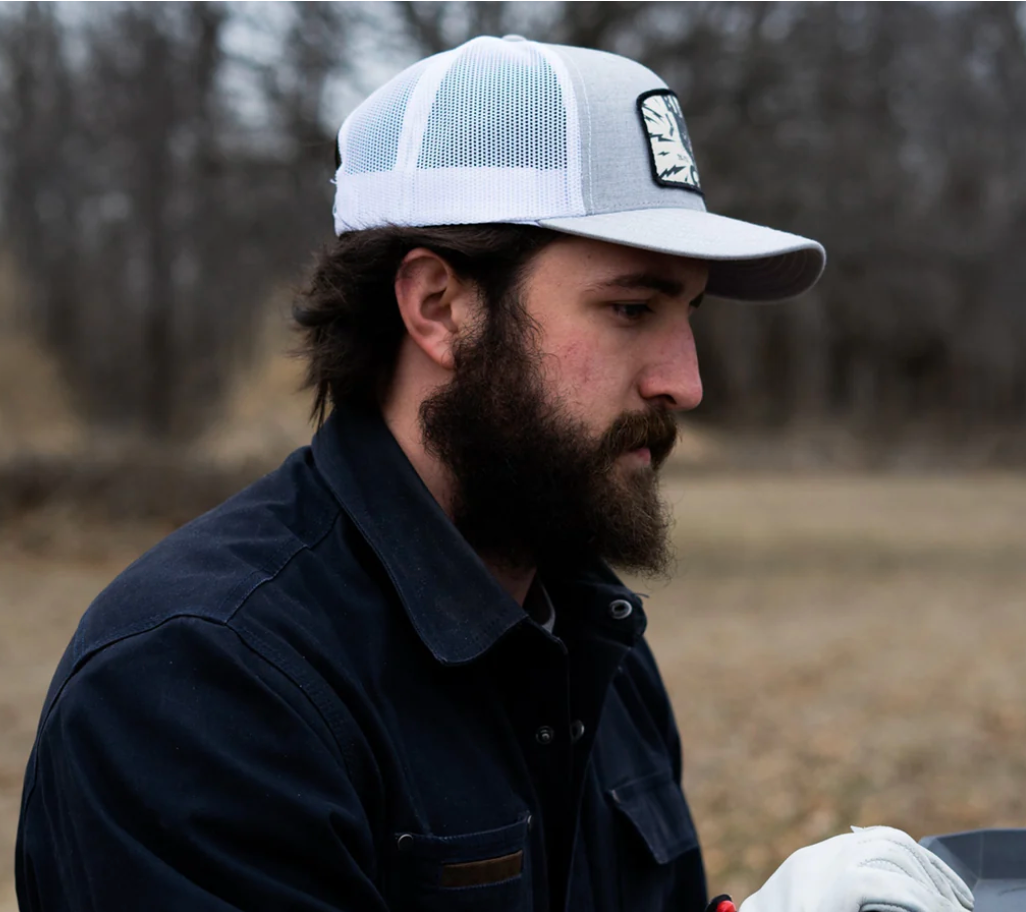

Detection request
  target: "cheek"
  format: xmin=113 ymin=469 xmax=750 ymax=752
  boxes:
xmin=556 ymin=341 xmax=595 ymax=389
xmin=545 ymin=337 xmax=621 ymax=410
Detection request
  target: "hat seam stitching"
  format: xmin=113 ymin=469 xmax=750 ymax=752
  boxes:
xmin=559 ymin=48 xmax=594 ymax=214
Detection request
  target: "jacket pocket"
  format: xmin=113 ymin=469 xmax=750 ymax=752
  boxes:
xmin=609 ymin=769 xmax=701 ymax=911
xmin=388 ymin=815 xmax=532 ymax=912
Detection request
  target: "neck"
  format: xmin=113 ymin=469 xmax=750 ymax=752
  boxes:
xmin=382 ymin=352 xmax=536 ymax=607
xmin=478 ymin=558 xmax=536 ymax=607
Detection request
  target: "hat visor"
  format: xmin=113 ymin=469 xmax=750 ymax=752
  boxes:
xmin=536 ymin=208 xmax=825 ymax=302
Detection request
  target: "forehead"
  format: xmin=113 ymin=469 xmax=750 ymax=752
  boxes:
xmin=524 ymin=235 xmax=708 ymax=297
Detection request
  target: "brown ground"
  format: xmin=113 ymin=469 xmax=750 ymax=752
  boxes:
xmin=2 ymin=472 xmax=1025 ymax=909
xmin=640 ymin=474 xmax=1026 ymax=899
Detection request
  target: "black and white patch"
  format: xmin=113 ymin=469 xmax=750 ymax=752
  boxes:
xmin=638 ymin=90 xmax=702 ymax=193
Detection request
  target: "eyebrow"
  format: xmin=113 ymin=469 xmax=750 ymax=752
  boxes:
xmin=585 ymin=271 xmax=686 ymax=298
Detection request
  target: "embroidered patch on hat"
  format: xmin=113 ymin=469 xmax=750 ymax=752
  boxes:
xmin=638 ymin=89 xmax=702 ymax=193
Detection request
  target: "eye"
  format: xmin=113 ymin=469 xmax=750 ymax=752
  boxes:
xmin=611 ymin=302 xmax=653 ymax=321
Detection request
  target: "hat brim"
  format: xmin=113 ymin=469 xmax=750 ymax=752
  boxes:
xmin=535 ymin=208 xmax=825 ymax=302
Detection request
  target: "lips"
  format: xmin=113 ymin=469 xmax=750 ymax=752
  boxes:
xmin=645 ymin=432 xmax=676 ymax=467
xmin=604 ymin=410 xmax=679 ymax=468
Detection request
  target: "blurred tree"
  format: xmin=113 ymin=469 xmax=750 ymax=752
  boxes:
xmin=0 ymin=1 xmax=1024 ymax=447
xmin=0 ymin=2 xmax=349 ymax=439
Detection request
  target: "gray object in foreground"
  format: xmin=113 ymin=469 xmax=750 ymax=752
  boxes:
xmin=920 ymin=829 xmax=1026 ymax=911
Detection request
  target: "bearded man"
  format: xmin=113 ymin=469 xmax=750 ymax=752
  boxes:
xmin=17 ymin=36 xmax=973 ymax=912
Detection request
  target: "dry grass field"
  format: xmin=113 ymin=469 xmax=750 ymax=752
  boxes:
xmin=2 ymin=472 xmax=1025 ymax=909
xmin=643 ymin=474 xmax=1026 ymax=899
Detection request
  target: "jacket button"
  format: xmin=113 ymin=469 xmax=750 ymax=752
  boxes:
xmin=609 ymin=599 xmax=633 ymax=620
xmin=570 ymin=719 xmax=585 ymax=743
xmin=396 ymin=833 xmax=414 ymax=851
xmin=535 ymin=725 xmax=555 ymax=745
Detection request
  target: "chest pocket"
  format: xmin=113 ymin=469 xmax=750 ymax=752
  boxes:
xmin=609 ymin=769 xmax=702 ymax=912
xmin=387 ymin=815 xmax=532 ymax=912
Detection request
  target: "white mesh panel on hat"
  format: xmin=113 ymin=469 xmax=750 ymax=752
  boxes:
xmin=337 ymin=58 xmax=430 ymax=175
xmin=333 ymin=36 xmax=585 ymax=234
xmin=417 ymin=39 xmax=567 ymax=170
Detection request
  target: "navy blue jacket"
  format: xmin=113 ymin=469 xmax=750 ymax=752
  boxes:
xmin=17 ymin=405 xmax=707 ymax=912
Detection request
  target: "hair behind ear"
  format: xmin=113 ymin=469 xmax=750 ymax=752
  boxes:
xmin=293 ymin=224 xmax=561 ymax=425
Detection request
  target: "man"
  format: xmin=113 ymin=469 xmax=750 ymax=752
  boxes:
xmin=17 ymin=36 xmax=972 ymax=912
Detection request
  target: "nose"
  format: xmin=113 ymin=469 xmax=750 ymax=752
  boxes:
xmin=637 ymin=319 xmax=703 ymax=412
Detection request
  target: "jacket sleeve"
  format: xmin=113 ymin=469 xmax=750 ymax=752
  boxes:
xmin=17 ymin=615 xmax=388 ymax=912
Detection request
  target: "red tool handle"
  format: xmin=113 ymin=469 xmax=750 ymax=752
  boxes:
xmin=706 ymin=895 xmax=737 ymax=912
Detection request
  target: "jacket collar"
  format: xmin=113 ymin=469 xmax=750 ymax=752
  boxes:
xmin=311 ymin=405 xmax=645 ymax=665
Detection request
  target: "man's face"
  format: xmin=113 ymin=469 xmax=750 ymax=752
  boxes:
xmin=421 ymin=236 xmax=707 ymax=576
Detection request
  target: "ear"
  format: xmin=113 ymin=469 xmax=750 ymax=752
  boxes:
xmin=394 ymin=248 xmax=478 ymax=372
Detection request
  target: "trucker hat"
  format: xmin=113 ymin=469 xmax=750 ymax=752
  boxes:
xmin=332 ymin=35 xmax=825 ymax=301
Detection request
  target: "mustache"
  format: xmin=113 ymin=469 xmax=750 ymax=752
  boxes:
xmin=599 ymin=409 xmax=679 ymax=467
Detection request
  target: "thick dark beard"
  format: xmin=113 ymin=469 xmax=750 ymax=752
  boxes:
xmin=419 ymin=301 xmax=678 ymax=577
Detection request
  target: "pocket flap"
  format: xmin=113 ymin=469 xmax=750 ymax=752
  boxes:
xmin=609 ymin=770 xmax=699 ymax=864
xmin=388 ymin=816 xmax=532 ymax=910
xmin=396 ymin=815 xmax=528 ymax=866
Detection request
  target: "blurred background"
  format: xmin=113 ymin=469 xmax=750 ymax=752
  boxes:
xmin=1 ymin=2 xmax=1024 ymax=908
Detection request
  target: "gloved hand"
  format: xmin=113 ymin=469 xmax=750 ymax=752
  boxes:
xmin=739 ymin=826 xmax=974 ymax=912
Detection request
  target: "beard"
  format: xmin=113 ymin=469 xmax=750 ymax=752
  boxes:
xmin=419 ymin=299 xmax=678 ymax=577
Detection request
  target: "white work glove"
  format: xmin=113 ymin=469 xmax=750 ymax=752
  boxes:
xmin=739 ymin=826 xmax=973 ymax=912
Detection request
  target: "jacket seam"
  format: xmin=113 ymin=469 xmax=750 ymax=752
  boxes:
xmin=26 ymin=510 xmax=343 ymax=811
xmin=22 ymin=607 xmax=367 ymax=829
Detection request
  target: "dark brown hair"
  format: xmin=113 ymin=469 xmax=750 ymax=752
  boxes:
xmin=293 ymin=224 xmax=562 ymax=424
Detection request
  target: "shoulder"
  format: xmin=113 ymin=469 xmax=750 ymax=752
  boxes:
xmin=32 ymin=441 xmax=408 ymax=783
xmin=68 ymin=446 xmax=340 ymax=661
xmin=39 ymin=443 xmax=398 ymax=740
